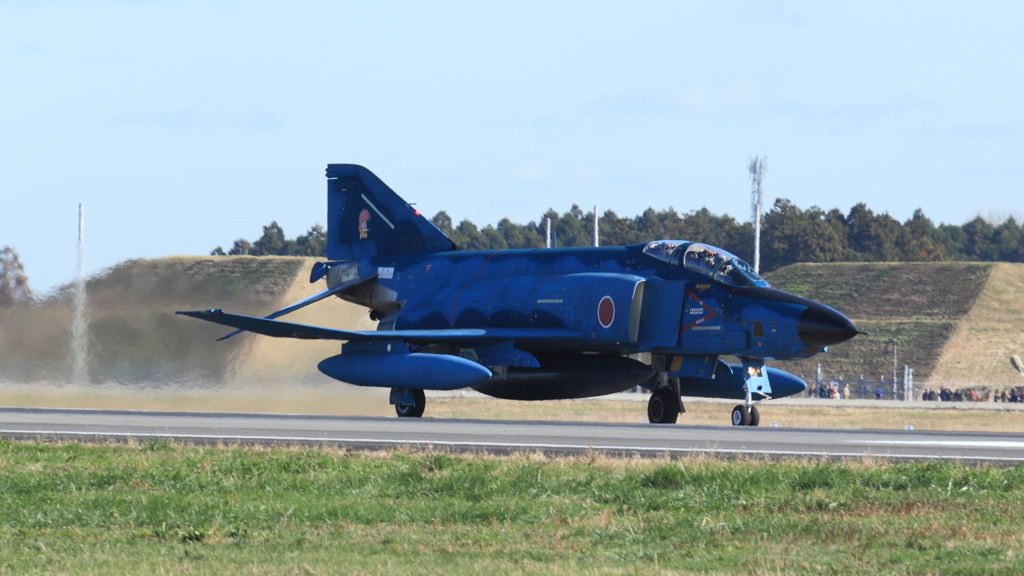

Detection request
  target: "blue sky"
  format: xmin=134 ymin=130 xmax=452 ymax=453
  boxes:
xmin=2 ymin=1 xmax=1022 ymax=292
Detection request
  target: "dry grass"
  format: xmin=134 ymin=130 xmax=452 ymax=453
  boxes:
xmin=0 ymin=381 xmax=391 ymax=416
xmin=5 ymin=383 xmax=1024 ymax=432
xmin=423 ymin=397 xmax=1024 ymax=432
xmin=931 ymin=263 xmax=1024 ymax=383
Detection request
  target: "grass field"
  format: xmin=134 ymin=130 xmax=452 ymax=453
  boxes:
xmin=1 ymin=441 xmax=1023 ymax=575
xmin=425 ymin=397 xmax=1024 ymax=433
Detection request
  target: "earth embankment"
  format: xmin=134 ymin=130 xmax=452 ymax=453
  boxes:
xmin=0 ymin=256 xmax=375 ymax=386
xmin=764 ymin=262 xmax=1024 ymax=386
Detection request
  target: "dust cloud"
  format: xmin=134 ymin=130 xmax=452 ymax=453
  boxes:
xmin=0 ymin=256 xmax=392 ymax=416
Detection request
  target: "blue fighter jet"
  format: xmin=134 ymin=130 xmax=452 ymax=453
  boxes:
xmin=179 ymin=165 xmax=861 ymax=426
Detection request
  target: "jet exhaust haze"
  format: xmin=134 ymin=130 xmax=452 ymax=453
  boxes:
xmin=70 ymin=203 xmax=90 ymax=384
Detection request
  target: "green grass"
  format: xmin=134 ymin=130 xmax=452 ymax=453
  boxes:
xmin=2 ymin=441 xmax=1024 ymax=574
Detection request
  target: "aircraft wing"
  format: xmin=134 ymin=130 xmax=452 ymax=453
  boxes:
xmin=177 ymin=309 xmax=587 ymax=345
xmin=215 ymin=275 xmax=375 ymax=341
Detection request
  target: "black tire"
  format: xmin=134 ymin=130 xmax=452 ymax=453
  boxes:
xmin=748 ymin=405 xmax=760 ymax=427
xmin=396 ymin=389 xmax=426 ymax=418
xmin=731 ymin=405 xmax=750 ymax=426
xmin=648 ymin=388 xmax=680 ymax=424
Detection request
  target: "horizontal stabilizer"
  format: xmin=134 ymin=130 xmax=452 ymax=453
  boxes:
xmin=216 ymin=275 xmax=373 ymax=341
xmin=178 ymin=309 xmax=587 ymax=345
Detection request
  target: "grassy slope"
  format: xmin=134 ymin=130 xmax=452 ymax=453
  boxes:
xmin=764 ymin=262 xmax=997 ymax=383
xmin=2 ymin=441 xmax=1023 ymax=575
xmin=0 ymin=257 xmax=310 ymax=384
xmin=929 ymin=264 xmax=1024 ymax=384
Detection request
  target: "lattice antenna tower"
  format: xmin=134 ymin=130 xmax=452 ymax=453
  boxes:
xmin=748 ymin=156 xmax=767 ymax=273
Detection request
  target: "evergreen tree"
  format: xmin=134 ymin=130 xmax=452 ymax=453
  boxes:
xmin=845 ymin=203 xmax=902 ymax=261
xmin=898 ymin=209 xmax=944 ymax=261
xmin=761 ymin=200 xmax=846 ymax=271
xmin=295 ymin=224 xmax=327 ymax=257
xmin=992 ymin=217 xmax=1024 ymax=262
xmin=959 ymin=217 xmax=997 ymax=261
xmin=431 ymin=212 xmax=454 ymax=234
xmin=250 ymin=221 xmax=291 ymax=256
xmin=0 ymin=246 xmax=32 ymax=307
xmin=227 ymin=239 xmax=251 ymax=255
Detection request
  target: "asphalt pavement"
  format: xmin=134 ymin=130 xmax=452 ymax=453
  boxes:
xmin=2 ymin=407 xmax=1023 ymax=464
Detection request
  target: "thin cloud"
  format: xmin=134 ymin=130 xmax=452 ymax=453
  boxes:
xmin=734 ymin=0 xmax=805 ymax=26
xmin=416 ymin=161 xmax=667 ymax=192
xmin=116 ymin=100 xmax=283 ymax=129
xmin=916 ymin=124 xmax=1021 ymax=141
xmin=585 ymin=74 xmax=773 ymax=118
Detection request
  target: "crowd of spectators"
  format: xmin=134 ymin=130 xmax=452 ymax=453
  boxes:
xmin=807 ymin=382 xmax=1024 ymax=402
xmin=814 ymin=383 xmax=841 ymax=399
xmin=920 ymin=387 xmax=1024 ymax=402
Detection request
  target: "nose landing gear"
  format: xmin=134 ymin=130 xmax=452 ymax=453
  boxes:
xmin=732 ymin=359 xmax=770 ymax=426
xmin=731 ymin=404 xmax=760 ymax=426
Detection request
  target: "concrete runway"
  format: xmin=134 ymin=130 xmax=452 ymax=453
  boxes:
xmin=2 ymin=406 xmax=1024 ymax=464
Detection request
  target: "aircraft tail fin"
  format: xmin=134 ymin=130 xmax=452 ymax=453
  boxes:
xmin=326 ymin=164 xmax=454 ymax=260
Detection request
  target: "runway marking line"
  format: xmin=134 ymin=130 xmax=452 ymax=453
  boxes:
xmin=2 ymin=429 xmax=1023 ymax=462
xmin=853 ymin=440 xmax=1024 ymax=449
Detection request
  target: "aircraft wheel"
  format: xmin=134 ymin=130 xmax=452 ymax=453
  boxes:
xmin=648 ymin=388 xmax=680 ymax=424
xmin=731 ymin=405 xmax=750 ymax=426
xmin=396 ymin=389 xmax=426 ymax=418
xmin=748 ymin=405 xmax=760 ymax=427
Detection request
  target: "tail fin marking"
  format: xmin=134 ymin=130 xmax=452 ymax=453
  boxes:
xmin=326 ymin=164 xmax=453 ymax=260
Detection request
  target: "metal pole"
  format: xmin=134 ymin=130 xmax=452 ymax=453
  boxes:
xmin=905 ymin=362 xmax=913 ymax=399
xmin=593 ymin=206 xmax=599 ymax=247
xmin=892 ymin=338 xmax=898 ymax=396
xmin=753 ymin=202 xmax=761 ymax=274
xmin=545 ymin=217 xmax=551 ymax=249
xmin=748 ymin=157 xmax=766 ymax=274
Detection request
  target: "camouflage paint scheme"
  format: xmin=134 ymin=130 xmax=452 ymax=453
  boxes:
xmin=180 ymin=165 xmax=860 ymax=424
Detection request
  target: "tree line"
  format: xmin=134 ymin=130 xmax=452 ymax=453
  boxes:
xmin=211 ymin=222 xmax=327 ymax=258
xmin=213 ymin=199 xmax=1024 ymax=273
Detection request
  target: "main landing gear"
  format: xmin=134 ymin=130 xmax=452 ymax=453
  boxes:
xmin=391 ymin=388 xmax=425 ymax=418
xmin=647 ymin=375 xmax=683 ymax=424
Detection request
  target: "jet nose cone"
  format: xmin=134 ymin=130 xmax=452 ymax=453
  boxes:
xmin=797 ymin=303 xmax=859 ymax=347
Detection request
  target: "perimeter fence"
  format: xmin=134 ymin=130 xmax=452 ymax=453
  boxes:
xmin=806 ymin=363 xmax=1024 ymax=403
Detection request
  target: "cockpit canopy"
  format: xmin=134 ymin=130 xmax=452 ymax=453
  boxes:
xmin=641 ymin=240 xmax=769 ymax=287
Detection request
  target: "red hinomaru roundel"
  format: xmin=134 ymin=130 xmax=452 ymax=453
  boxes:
xmin=597 ymin=296 xmax=615 ymax=328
